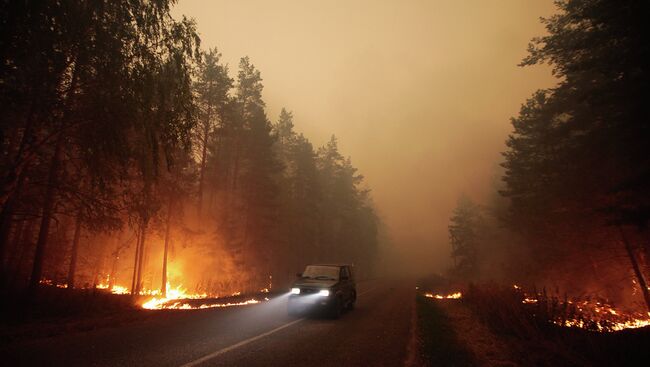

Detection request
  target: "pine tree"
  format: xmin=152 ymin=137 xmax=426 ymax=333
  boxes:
xmin=448 ymin=196 xmax=483 ymax=280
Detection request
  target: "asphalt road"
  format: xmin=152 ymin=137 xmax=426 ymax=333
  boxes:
xmin=2 ymin=280 xmax=415 ymax=367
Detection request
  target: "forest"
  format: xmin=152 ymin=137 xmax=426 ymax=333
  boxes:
xmin=447 ymin=0 xmax=650 ymax=313
xmin=3 ymin=1 xmax=650 ymax=366
xmin=0 ymin=0 xmax=380 ymax=301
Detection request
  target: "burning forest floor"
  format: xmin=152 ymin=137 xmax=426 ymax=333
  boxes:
xmin=0 ymin=284 xmax=273 ymax=346
xmin=415 ymin=282 xmax=650 ymax=367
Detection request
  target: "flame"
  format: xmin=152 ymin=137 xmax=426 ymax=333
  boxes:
xmin=522 ymin=297 xmax=538 ymax=304
xmin=513 ymin=284 xmax=650 ymax=332
xmin=424 ymin=291 xmax=462 ymax=299
xmin=95 ymin=282 xmax=132 ymax=295
xmin=39 ymin=279 xmax=68 ymax=288
xmin=141 ymin=283 xmax=210 ymax=309
xmin=140 ymin=283 xmax=266 ymax=310
xmin=38 ymin=278 xmax=266 ymax=311
xmin=110 ymin=285 xmax=130 ymax=295
xmin=143 ymin=298 xmax=261 ymax=310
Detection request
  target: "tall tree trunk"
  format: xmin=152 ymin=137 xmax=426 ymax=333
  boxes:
xmin=26 ymin=50 xmax=80 ymax=298
xmin=0 ymin=195 xmax=16 ymax=286
xmin=209 ymin=134 xmax=223 ymax=212
xmin=27 ymin=135 xmax=64 ymax=298
xmin=197 ymin=107 xmax=211 ymax=218
xmin=66 ymin=209 xmax=83 ymax=289
xmin=135 ymin=220 xmax=148 ymax=295
xmin=619 ymin=226 xmax=650 ymax=312
xmin=109 ymin=251 xmax=118 ymax=291
xmin=108 ymin=235 xmax=122 ymax=291
xmin=92 ymin=240 xmax=106 ymax=289
xmin=5 ymin=220 xmax=25 ymax=270
xmin=0 ymin=171 xmax=26 ymax=286
xmin=9 ymin=220 xmax=33 ymax=288
xmin=131 ymin=225 xmax=142 ymax=295
xmin=161 ymin=198 xmax=173 ymax=297
xmin=231 ymin=138 xmax=242 ymax=193
xmin=0 ymin=103 xmax=36 ymax=209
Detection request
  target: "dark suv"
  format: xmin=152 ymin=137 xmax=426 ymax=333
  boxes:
xmin=287 ymin=264 xmax=356 ymax=318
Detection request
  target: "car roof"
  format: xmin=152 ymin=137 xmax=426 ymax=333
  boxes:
xmin=308 ymin=263 xmax=352 ymax=267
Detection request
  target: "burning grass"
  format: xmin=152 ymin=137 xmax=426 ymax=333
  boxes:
xmin=509 ymin=284 xmax=650 ymax=333
xmin=85 ymin=281 xmax=271 ymax=310
xmin=423 ymin=291 xmax=462 ymax=300
xmin=139 ymin=283 xmax=268 ymax=310
xmin=462 ymin=284 xmax=650 ymax=366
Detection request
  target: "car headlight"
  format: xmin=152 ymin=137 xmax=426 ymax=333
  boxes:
xmin=291 ymin=287 xmax=301 ymax=295
xmin=318 ymin=289 xmax=330 ymax=297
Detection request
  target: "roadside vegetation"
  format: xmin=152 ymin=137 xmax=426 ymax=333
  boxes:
xmin=416 ymin=294 xmax=476 ymax=367
xmin=438 ymin=2 xmax=650 ymax=364
xmin=417 ymin=271 xmax=650 ymax=366
xmin=0 ymin=0 xmax=380 ymax=311
xmin=463 ymin=285 xmax=650 ymax=366
xmin=445 ymin=0 xmax=650 ymax=335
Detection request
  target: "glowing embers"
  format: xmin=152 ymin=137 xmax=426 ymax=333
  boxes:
xmin=95 ymin=283 xmax=131 ymax=294
xmin=140 ymin=282 xmax=267 ymax=310
xmin=424 ymin=291 xmax=462 ymax=299
xmin=39 ymin=279 xmax=68 ymax=288
xmin=522 ymin=297 xmax=538 ymax=304
xmin=142 ymin=297 xmax=262 ymax=310
xmin=109 ymin=285 xmax=130 ymax=295
xmin=513 ymin=285 xmax=650 ymax=332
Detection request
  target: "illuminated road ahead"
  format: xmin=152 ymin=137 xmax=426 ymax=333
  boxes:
xmin=2 ymin=280 xmax=415 ymax=366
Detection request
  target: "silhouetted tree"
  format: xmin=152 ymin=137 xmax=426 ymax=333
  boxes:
xmin=449 ymin=196 xmax=483 ymax=280
xmin=501 ymin=0 xmax=650 ymax=308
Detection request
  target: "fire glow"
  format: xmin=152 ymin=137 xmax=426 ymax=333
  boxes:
xmin=92 ymin=281 xmax=268 ymax=310
xmin=142 ymin=297 xmax=262 ymax=310
xmin=424 ymin=292 xmax=462 ymax=299
xmin=513 ymin=285 xmax=650 ymax=332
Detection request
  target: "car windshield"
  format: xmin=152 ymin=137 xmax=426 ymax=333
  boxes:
xmin=302 ymin=265 xmax=339 ymax=280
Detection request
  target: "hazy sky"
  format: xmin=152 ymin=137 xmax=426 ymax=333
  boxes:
xmin=172 ymin=0 xmax=558 ymax=274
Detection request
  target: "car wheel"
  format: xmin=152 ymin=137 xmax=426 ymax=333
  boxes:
xmin=346 ymin=292 xmax=356 ymax=310
xmin=329 ymin=297 xmax=342 ymax=319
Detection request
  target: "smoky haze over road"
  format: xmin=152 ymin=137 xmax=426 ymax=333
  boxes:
xmin=1 ymin=281 xmax=413 ymax=367
xmin=172 ymin=0 xmax=558 ymax=273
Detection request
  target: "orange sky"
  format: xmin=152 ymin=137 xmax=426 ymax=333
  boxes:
xmin=172 ymin=0 xmax=558 ymax=274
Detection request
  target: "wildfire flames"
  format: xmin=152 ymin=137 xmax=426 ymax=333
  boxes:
xmin=142 ymin=296 xmax=262 ymax=310
xmin=96 ymin=283 xmax=130 ymax=295
xmin=39 ymin=278 xmax=267 ymax=310
xmin=512 ymin=284 xmax=650 ymax=332
xmin=140 ymin=283 xmax=266 ymax=310
xmin=39 ymin=279 xmax=68 ymax=289
xmin=424 ymin=291 xmax=462 ymax=299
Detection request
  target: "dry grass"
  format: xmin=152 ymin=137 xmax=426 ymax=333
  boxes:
xmin=463 ymin=284 xmax=650 ymax=366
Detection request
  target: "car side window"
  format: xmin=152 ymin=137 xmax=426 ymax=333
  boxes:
xmin=340 ymin=267 xmax=349 ymax=279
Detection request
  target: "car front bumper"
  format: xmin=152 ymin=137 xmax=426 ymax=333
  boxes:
xmin=288 ymin=294 xmax=335 ymax=310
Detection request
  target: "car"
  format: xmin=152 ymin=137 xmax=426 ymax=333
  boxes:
xmin=287 ymin=264 xmax=356 ymax=318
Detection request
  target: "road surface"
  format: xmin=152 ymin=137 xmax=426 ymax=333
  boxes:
xmin=2 ymin=280 xmax=415 ymax=366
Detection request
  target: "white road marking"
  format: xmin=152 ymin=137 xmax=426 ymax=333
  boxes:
xmin=179 ymin=318 xmax=304 ymax=367
xmin=179 ymin=286 xmax=379 ymax=367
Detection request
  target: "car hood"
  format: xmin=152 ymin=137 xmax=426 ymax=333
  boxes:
xmin=292 ymin=278 xmax=338 ymax=289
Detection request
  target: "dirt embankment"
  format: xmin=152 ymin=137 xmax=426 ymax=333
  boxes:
xmin=435 ymin=300 xmax=519 ymax=366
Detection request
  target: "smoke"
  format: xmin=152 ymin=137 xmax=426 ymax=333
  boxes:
xmin=171 ymin=0 xmax=558 ymax=276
